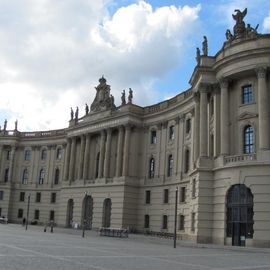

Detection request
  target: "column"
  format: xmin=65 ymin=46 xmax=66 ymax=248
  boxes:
xmin=199 ymin=85 xmax=208 ymax=157
xmin=257 ymin=67 xmax=270 ymax=150
xmin=82 ymin=134 xmax=91 ymax=180
xmin=78 ymin=135 xmax=86 ymax=179
xmin=63 ymin=139 xmax=71 ymax=181
xmin=0 ymin=145 xmax=3 ymax=182
xmin=8 ymin=146 xmax=16 ymax=182
xmin=220 ymin=79 xmax=229 ymax=155
xmin=98 ymin=130 xmax=106 ymax=178
xmin=194 ymin=93 xmax=200 ymax=161
xmin=116 ymin=126 xmax=124 ymax=177
xmin=122 ymin=125 xmax=131 ymax=176
xmin=213 ymin=85 xmax=221 ymax=157
xmin=68 ymin=137 xmax=76 ymax=182
xmin=104 ymin=129 xmax=112 ymax=178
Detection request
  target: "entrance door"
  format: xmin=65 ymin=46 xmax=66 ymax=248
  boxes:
xmin=82 ymin=195 xmax=93 ymax=230
xmin=226 ymin=184 xmax=254 ymax=246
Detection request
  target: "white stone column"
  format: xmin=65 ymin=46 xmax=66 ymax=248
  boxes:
xmin=98 ymin=130 xmax=106 ymax=178
xmin=78 ymin=135 xmax=86 ymax=179
xmin=194 ymin=93 xmax=200 ymax=161
xmin=199 ymin=85 xmax=208 ymax=157
xmin=256 ymin=67 xmax=270 ymax=150
xmin=104 ymin=129 xmax=112 ymax=178
xmin=213 ymin=86 xmax=221 ymax=157
xmin=83 ymin=134 xmax=91 ymax=180
xmin=122 ymin=125 xmax=131 ymax=176
xmin=68 ymin=137 xmax=76 ymax=182
xmin=8 ymin=146 xmax=16 ymax=182
xmin=220 ymin=79 xmax=229 ymax=155
xmin=64 ymin=139 xmax=71 ymax=181
xmin=116 ymin=126 xmax=124 ymax=177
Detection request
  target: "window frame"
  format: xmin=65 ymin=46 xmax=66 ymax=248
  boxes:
xmin=150 ymin=130 xmax=157 ymax=144
xmin=242 ymin=84 xmax=253 ymax=104
xmin=24 ymin=149 xmax=31 ymax=161
xmin=167 ymin=154 xmax=173 ymax=177
xmin=243 ymin=125 xmax=254 ymax=154
xmin=169 ymin=125 xmax=175 ymax=140
xmin=149 ymin=157 xmax=155 ymax=178
xmin=145 ymin=190 xmax=151 ymax=204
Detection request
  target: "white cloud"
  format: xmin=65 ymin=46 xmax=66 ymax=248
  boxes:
xmin=263 ymin=12 xmax=270 ymax=31
xmin=0 ymin=0 xmax=201 ymax=131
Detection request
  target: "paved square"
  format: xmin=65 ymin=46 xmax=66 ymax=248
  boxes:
xmin=1 ymin=224 xmax=270 ymax=270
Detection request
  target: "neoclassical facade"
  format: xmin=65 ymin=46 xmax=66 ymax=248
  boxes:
xmin=1 ymin=10 xmax=270 ymax=247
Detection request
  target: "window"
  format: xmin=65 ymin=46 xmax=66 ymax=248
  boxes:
xmin=179 ymin=215 xmax=185 ymax=230
xmin=41 ymin=149 xmax=47 ymax=160
xmin=169 ymin=125 xmax=175 ymax=140
xmin=144 ymin=215 xmax=150 ymax=228
xmin=163 ymin=189 xmax=169 ymax=204
xmin=19 ymin=192 xmax=25 ymax=202
xmin=186 ymin=118 xmax=191 ymax=134
xmin=162 ymin=215 xmax=168 ymax=229
xmin=242 ymin=85 xmax=253 ymax=104
xmin=34 ymin=210 xmax=39 ymax=220
xmin=18 ymin=209 xmax=23 ymax=218
xmin=54 ymin=168 xmax=60 ymax=185
xmin=180 ymin=187 xmax=186 ymax=203
xmin=243 ymin=125 xmax=254 ymax=154
xmin=149 ymin=158 xmax=155 ymax=178
xmin=50 ymin=210 xmax=55 ymax=221
xmin=38 ymin=169 xmax=45 ymax=184
xmin=145 ymin=190 xmax=151 ymax=204
xmin=36 ymin=192 xmax=41 ymax=203
xmin=0 ymin=191 xmax=4 ymax=200
xmin=4 ymin=168 xmax=9 ymax=182
xmin=51 ymin=193 xmax=56 ymax=203
xmin=167 ymin=154 xmax=173 ymax=177
xmin=0 ymin=208 xmax=2 ymax=216
xmin=150 ymin=130 xmax=157 ymax=144
xmin=95 ymin=152 xmax=100 ymax=178
xmin=191 ymin=212 xmax=195 ymax=232
xmin=22 ymin=169 xmax=28 ymax=185
xmin=56 ymin=148 xmax=62 ymax=160
xmin=192 ymin=179 xmax=196 ymax=198
xmin=6 ymin=150 xmax=11 ymax=160
xmin=24 ymin=149 xmax=31 ymax=161
xmin=184 ymin=149 xmax=190 ymax=173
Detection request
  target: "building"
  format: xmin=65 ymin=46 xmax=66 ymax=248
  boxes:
xmin=1 ymin=9 xmax=270 ymax=247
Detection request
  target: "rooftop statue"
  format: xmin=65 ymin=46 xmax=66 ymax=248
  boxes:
xmin=121 ymin=90 xmax=126 ymax=105
xmin=128 ymin=88 xmax=133 ymax=104
xmin=196 ymin=47 xmax=201 ymax=65
xmin=90 ymin=76 xmax=116 ymax=112
xmin=202 ymin=36 xmax=208 ymax=56
xmin=232 ymin=8 xmax=247 ymax=38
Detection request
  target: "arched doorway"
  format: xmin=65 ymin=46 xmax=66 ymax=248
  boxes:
xmin=226 ymin=184 xmax=254 ymax=246
xmin=81 ymin=195 xmax=93 ymax=230
xmin=102 ymin=198 xmax=112 ymax=228
xmin=66 ymin=199 xmax=74 ymax=227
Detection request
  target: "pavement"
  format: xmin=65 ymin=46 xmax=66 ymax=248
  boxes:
xmin=0 ymin=224 xmax=270 ymax=270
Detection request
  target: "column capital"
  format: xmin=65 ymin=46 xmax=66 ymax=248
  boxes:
xmin=125 ymin=124 xmax=132 ymax=131
xmin=256 ymin=66 xmax=267 ymax=79
xmin=212 ymin=83 xmax=221 ymax=95
xmin=118 ymin=125 xmax=124 ymax=132
xmin=193 ymin=92 xmax=200 ymax=103
xmin=106 ymin=128 xmax=112 ymax=135
xmin=218 ymin=78 xmax=229 ymax=89
xmin=198 ymin=83 xmax=210 ymax=93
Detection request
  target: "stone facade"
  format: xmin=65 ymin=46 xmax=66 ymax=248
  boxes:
xmin=1 ymin=10 xmax=270 ymax=247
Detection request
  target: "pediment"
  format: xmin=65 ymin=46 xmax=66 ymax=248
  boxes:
xmin=238 ymin=111 xmax=258 ymax=120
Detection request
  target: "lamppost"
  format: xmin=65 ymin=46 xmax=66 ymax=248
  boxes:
xmin=82 ymin=192 xmax=87 ymax=238
xmin=25 ymin=194 xmax=31 ymax=231
xmin=173 ymin=187 xmax=178 ymax=248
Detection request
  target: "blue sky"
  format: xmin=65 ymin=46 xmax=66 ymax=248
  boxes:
xmin=0 ymin=0 xmax=270 ymax=131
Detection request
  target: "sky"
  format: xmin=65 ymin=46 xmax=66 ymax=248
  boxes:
xmin=0 ymin=0 xmax=270 ymax=132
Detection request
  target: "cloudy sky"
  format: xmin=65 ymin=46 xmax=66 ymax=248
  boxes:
xmin=1 ymin=0 xmax=270 ymax=131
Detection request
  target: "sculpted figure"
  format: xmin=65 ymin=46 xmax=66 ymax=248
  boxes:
xmin=121 ymin=90 xmax=126 ymax=105
xmin=85 ymin=103 xmax=89 ymax=115
xmin=196 ymin=47 xmax=201 ymax=64
xmin=15 ymin=119 xmax=18 ymax=131
xmin=232 ymin=8 xmax=247 ymax=37
xmin=70 ymin=107 xmax=74 ymax=120
xmin=75 ymin=106 xmax=79 ymax=120
xmin=4 ymin=119 xmax=7 ymax=131
xmin=128 ymin=88 xmax=133 ymax=104
xmin=226 ymin=29 xmax=233 ymax=41
xmin=232 ymin=8 xmax=247 ymax=25
xmin=202 ymin=36 xmax=208 ymax=56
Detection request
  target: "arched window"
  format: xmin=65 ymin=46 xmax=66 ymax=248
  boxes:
xmin=38 ymin=169 xmax=45 ymax=185
xmin=22 ymin=169 xmax=28 ymax=184
xmin=243 ymin=125 xmax=254 ymax=154
xmin=149 ymin=158 xmax=155 ymax=178
xmin=54 ymin=168 xmax=60 ymax=185
xmin=150 ymin=130 xmax=157 ymax=144
xmin=56 ymin=148 xmax=62 ymax=160
xmin=41 ymin=149 xmax=47 ymax=160
xmin=167 ymin=154 xmax=173 ymax=177
xmin=184 ymin=149 xmax=190 ymax=173
xmin=95 ymin=152 xmax=100 ymax=178
xmin=169 ymin=125 xmax=175 ymax=140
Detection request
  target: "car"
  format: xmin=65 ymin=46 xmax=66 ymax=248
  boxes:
xmin=0 ymin=216 xmax=8 ymax=224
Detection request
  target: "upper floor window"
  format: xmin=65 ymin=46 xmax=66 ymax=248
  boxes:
xmin=4 ymin=168 xmax=9 ymax=182
xmin=0 ymin=190 xmax=4 ymax=200
xmin=145 ymin=190 xmax=151 ymax=204
xmin=169 ymin=125 xmax=175 ymax=140
xmin=242 ymin=85 xmax=253 ymax=104
xmin=180 ymin=187 xmax=186 ymax=203
xmin=95 ymin=152 xmax=100 ymax=178
xmin=184 ymin=149 xmax=190 ymax=173
xmin=22 ymin=169 xmax=28 ymax=185
xmin=186 ymin=118 xmax=191 ymax=134
xmin=56 ymin=148 xmax=62 ymax=160
xmin=149 ymin=158 xmax=155 ymax=178
xmin=38 ymin=169 xmax=45 ymax=185
xmin=41 ymin=149 xmax=47 ymax=161
xmin=19 ymin=192 xmax=25 ymax=202
xmin=244 ymin=125 xmax=254 ymax=154
xmin=163 ymin=189 xmax=169 ymax=204
xmin=6 ymin=150 xmax=11 ymax=160
xmin=150 ymin=130 xmax=157 ymax=144
xmin=51 ymin=192 xmax=56 ymax=203
xmin=54 ymin=168 xmax=60 ymax=185
xmin=167 ymin=154 xmax=173 ymax=177
xmin=36 ymin=192 xmax=41 ymax=203
xmin=24 ymin=149 xmax=31 ymax=161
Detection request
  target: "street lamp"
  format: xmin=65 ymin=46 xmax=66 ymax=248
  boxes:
xmin=82 ymin=192 xmax=87 ymax=238
xmin=25 ymin=194 xmax=31 ymax=231
xmin=173 ymin=187 xmax=178 ymax=248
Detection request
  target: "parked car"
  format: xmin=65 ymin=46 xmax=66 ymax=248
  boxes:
xmin=0 ymin=216 xmax=8 ymax=224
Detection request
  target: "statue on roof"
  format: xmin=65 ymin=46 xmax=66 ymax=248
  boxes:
xmin=70 ymin=107 xmax=74 ymax=120
xmin=90 ymin=76 xmax=116 ymax=112
xmin=202 ymin=36 xmax=208 ymax=56
xmin=15 ymin=120 xmax=18 ymax=131
xmin=196 ymin=47 xmax=201 ymax=65
xmin=121 ymin=90 xmax=126 ymax=105
xmin=232 ymin=8 xmax=247 ymax=38
xmin=3 ymin=119 xmax=7 ymax=131
xmin=85 ymin=103 xmax=89 ymax=115
xmin=128 ymin=88 xmax=133 ymax=104
xmin=75 ymin=106 xmax=79 ymax=120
